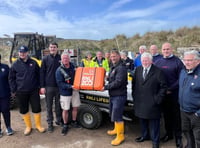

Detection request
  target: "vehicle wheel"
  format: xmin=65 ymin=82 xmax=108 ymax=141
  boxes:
xmin=77 ymin=104 xmax=102 ymax=129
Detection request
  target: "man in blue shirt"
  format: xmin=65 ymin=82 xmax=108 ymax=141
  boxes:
xmin=134 ymin=45 xmax=147 ymax=67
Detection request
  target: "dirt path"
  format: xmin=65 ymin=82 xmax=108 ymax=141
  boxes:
xmin=0 ymin=104 xmax=185 ymax=148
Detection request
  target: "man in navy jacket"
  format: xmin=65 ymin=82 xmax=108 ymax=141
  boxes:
xmin=103 ymin=50 xmax=127 ymax=146
xmin=155 ymin=42 xmax=184 ymax=148
xmin=0 ymin=54 xmax=13 ymax=136
xmin=179 ymin=50 xmax=200 ymax=148
xmin=9 ymin=46 xmax=45 ymax=136
xmin=56 ymin=52 xmax=81 ymax=136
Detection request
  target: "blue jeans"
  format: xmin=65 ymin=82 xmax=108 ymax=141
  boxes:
xmin=109 ymin=95 xmax=127 ymax=122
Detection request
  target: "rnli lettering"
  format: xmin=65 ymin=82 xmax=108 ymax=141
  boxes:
xmin=85 ymin=95 xmax=109 ymax=104
xmin=81 ymin=76 xmax=94 ymax=86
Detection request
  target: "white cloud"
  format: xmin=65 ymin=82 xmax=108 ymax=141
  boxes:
xmin=0 ymin=0 xmax=199 ymax=40
xmin=108 ymin=0 xmax=133 ymax=11
xmin=104 ymin=1 xmax=179 ymax=20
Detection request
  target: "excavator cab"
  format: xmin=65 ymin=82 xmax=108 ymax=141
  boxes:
xmin=9 ymin=32 xmax=46 ymax=66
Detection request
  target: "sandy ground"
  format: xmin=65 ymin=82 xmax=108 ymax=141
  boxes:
xmin=0 ymin=99 xmax=186 ymax=148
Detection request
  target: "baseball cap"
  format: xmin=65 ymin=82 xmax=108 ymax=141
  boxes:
xmin=18 ymin=46 xmax=28 ymax=53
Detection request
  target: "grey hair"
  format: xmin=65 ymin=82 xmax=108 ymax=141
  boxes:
xmin=120 ymin=50 xmax=128 ymax=56
xmin=61 ymin=51 xmax=70 ymax=59
xmin=184 ymin=50 xmax=200 ymax=60
xmin=139 ymin=45 xmax=147 ymax=50
xmin=141 ymin=52 xmax=153 ymax=61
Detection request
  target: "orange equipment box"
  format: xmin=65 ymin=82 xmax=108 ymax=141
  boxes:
xmin=73 ymin=67 xmax=105 ymax=90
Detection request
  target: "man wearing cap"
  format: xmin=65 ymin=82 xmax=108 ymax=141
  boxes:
xmin=9 ymin=46 xmax=45 ymax=136
xmin=0 ymin=54 xmax=14 ymax=137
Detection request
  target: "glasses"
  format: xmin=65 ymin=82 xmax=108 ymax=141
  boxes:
xmin=183 ymin=59 xmax=196 ymax=62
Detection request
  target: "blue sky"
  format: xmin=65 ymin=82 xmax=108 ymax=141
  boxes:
xmin=0 ymin=0 xmax=200 ymax=40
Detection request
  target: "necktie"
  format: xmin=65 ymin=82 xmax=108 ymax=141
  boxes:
xmin=143 ymin=69 xmax=148 ymax=80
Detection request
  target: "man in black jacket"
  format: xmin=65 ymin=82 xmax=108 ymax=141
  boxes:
xmin=132 ymin=52 xmax=167 ymax=148
xmin=40 ymin=42 xmax=62 ymax=132
xmin=103 ymin=50 xmax=127 ymax=146
xmin=9 ymin=46 xmax=45 ymax=135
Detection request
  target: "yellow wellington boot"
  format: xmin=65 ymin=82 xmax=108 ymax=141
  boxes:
xmin=107 ymin=122 xmax=117 ymax=136
xmin=111 ymin=122 xmax=125 ymax=146
xmin=33 ymin=113 xmax=45 ymax=133
xmin=22 ymin=113 xmax=32 ymax=136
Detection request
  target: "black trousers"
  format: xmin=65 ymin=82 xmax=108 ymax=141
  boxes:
xmin=162 ymin=91 xmax=182 ymax=139
xmin=181 ymin=111 xmax=200 ymax=148
xmin=16 ymin=89 xmax=41 ymax=114
xmin=45 ymin=87 xmax=62 ymax=125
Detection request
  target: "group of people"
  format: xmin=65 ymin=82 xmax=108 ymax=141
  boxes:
xmin=0 ymin=42 xmax=199 ymax=148
xmin=80 ymin=49 xmax=134 ymax=72
xmin=40 ymin=42 xmax=81 ymax=136
xmin=80 ymin=50 xmax=110 ymax=72
xmin=0 ymin=42 xmax=81 ymax=137
xmin=104 ymin=43 xmax=200 ymax=148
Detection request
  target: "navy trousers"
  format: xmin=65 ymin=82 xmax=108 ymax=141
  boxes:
xmin=0 ymin=97 xmax=11 ymax=128
xmin=140 ymin=118 xmax=160 ymax=144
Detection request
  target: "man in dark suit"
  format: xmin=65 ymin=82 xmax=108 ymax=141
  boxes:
xmin=132 ymin=52 xmax=167 ymax=148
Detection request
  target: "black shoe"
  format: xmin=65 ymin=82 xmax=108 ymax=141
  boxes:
xmin=176 ymin=138 xmax=183 ymax=148
xmin=152 ymin=143 xmax=159 ymax=148
xmin=135 ymin=136 xmax=150 ymax=142
xmin=71 ymin=120 xmax=81 ymax=128
xmin=160 ymin=135 xmax=173 ymax=143
xmin=55 ymin=121 xmax=63 ymax=127
xmin=48 ymin=125 xmax=54 ymax=133
xmin=61 ymin=125 xmax=68 ymax=136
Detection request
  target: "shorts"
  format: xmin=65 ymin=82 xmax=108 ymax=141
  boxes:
xmin=60 ymin=90 xmax=81 ymax=110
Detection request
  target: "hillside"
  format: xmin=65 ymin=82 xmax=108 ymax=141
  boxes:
xmin=0 ymin=26 xmax=200 ymax=65
xmin=58 ymin=26 xmax=200 ymax=56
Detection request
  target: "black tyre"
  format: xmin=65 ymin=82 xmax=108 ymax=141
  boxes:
xmin=77 ymin=104 xmax=102 ymax=129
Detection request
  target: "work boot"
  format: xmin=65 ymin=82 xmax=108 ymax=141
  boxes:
xmin=22 ymin=113 xmax=32 ymax=136
xmin=33 ymin=113 xmax=45 ymax=133
xmin=107 ymin=122 xmax=117 ymax=136
xmin=111 ymin=122 xmax=125 ymax=146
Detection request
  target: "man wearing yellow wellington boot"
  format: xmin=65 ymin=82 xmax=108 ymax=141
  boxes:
xmin=103 ymin=50 xmax=127 ymax=146
xmin=9 ymin=46 xmax=45 ymax=135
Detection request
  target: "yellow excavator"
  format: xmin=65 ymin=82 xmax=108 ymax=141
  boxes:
xmin=9 ymin=32 xmax=56 ymax=66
